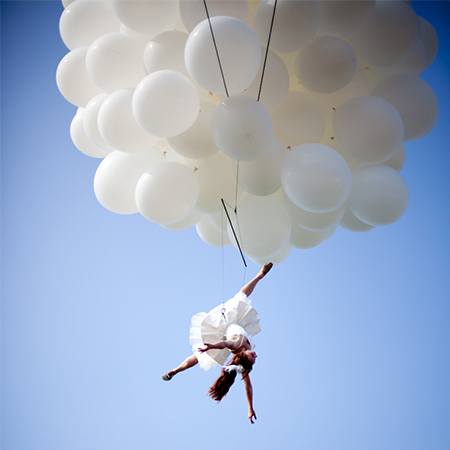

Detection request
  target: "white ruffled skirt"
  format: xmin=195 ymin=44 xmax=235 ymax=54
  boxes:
xmin=189 ymin=292 xmax=261 ymax=371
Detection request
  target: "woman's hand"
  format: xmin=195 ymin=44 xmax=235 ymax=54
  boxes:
xmin=248 ymin=410 xmax=257 ymax=424
xmin=198 ymin=343 xmax=213 ymax=353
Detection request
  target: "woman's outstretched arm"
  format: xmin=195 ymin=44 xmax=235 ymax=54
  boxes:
xmin=240 ymin=262 xmax=273 ymax=297
xmin=198 ymin=340 xmax=240 ymax=353
xmin=243 ymin=374 xmax=256 ymax=424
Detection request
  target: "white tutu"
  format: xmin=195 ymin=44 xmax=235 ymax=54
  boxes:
xmin=189 ymin=292 xmax=261 ymax=371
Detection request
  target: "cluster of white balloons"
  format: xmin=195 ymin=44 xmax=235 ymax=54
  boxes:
xmin=57 ymin=0 xmax=439 ymax=265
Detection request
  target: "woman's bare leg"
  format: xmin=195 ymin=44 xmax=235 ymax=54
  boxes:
xmin=240 ymin=262 xmax=273 ymax=297
xmin=162 ymin=354 xmax=198 ymax=380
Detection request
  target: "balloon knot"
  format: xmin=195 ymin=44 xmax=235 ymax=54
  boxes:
xmin=194 ymin=167 xmax=198 ymax=172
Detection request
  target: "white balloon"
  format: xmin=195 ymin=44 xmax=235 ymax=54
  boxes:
xmin=132 ymin=70 xmax=200 ymax=138
xmin=369 ymin=39 xmax=426 ymax=80
xmin=295 ymin=36 xmax=357 ymax=93
xmin=272 ymin=91 xmax=325 ymax=148
xmin=289 ymin=222 xmax=336 ymax=249
xmin=249 ymin=243 xmax=292 ymax=265
xmin=227 ymin=194 xmax=291 ymax=259
xmin=316 ymin=0 xmax=375 ymax=38
xmin=347 ymin=0 xmax=420 ymax=67
xmin=211 ymin=95 xmax=274 ymax=161
xmin=242 ymin=48 xmax=289 ymax=113
xmin=94 ymin=148 xmax=165 ymax=214
xmin=180 ymin=0 xmax=250 ymax=32
xmin=338 ymin=205 xmax=375 ymax=233
xmin=136 ymin=162 xmax=199 ymax=225
xmin=187 ymin=152 xmax=243 ymax=215
xmin=282 ymin=190 xmax=346 ymax=232
xmin=185 ymin=16 xmax=261 ymax=95
xmin=111 ymin=0 xmax=179 ymax=37
xmin=281 ymin=143 xmax=352 ymax=213
xmin=208 ymin=212 xmax=228 ymax=233
xmin=56 ymin=47 xmax=104 ymax=108
xmin=196 ymin=216 xmax=231 ymax=247
xmin=333 ymin=96 xmax=404 ymax=163
xmin=98 ymin=89 xmax=159 ymax=153
xmin=59 ymin=0 xmax=120 ymax=50
xmin=70 ymin=108 xmax=109 ymax=158
xmin=86 ymin=33 xmax=146 ymax=93
xmin=383 ymin=144 xmax=406 ymax=172
xmin=420 ymin=17 xmax=439 ymax=70
xmin=161 ymin=209 xmax=204 ymax=231
xmin=300 ymin=62 xmax=371 ymax=119
xmin=144 ymin=31 xmax=189 ymax=76
xmin=348 ymin=164 xmax=409 ymax=226
xmin=232 ymin=138 xmax=286 ymax=196
xmin=83 ymin=93 xmax=115 ymax=152
xmin=371 ymin=73 xmax=439 ymax=141
xmin=253 ymin=0 xmax=319 ymax=53
xmin=167 ymin=102 xmax=219 ymax=159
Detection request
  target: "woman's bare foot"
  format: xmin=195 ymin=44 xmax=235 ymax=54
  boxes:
xmin=259 ymin=262 xmax=273 ymax=277
xmin=162 ymin=370 xmax=176 ymax=381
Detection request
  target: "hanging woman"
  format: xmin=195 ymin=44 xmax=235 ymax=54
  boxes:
xmin=161 ymin=262 xmax=273 ymax=424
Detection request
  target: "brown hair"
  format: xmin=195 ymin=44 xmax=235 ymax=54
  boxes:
xmin=207 ymin=352 xmax=254 ymax=402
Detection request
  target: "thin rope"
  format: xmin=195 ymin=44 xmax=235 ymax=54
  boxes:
xmin=202 ymin=0 xmax=229 ymax=97
xmin=221 ymin=198 xmax=247 ymax=267
xmin=257 ymin=0 xmax=278 ymax=102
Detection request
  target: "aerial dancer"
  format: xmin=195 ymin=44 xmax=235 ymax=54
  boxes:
xmin=162 ymin=262 xmax=273 ymax=424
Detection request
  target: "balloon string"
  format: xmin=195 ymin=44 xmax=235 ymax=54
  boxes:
xmin=257 ymin=0 xmax=278 ymax=102
xmin=221 ymin=198 xmax=247 ymax=268
xmin=202 ymin=0 xmax=229 ymax=97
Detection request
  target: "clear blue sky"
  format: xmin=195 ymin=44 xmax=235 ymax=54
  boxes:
xmin=2 ymin=2 xmax=450 ymax=449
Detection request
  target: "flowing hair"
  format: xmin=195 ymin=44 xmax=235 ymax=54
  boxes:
xmin=207 ymin=352 xmax=254 ymax=402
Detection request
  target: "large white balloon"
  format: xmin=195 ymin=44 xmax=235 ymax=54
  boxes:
xmin=316 ymin=0 xmax=375 ymax=38
xmin=242 ymin=48 xmax=289 ymax=113
xmin=282 ymin=190 xmax=346 ymax=232
xmin=383 ymin=144 xmax=406 ymax=173
xmin=132 ymin=70 xmax=200 ymax=138
xmin=232 ymin=138 xmax=286 ymax=196
xmin=83 ymin=93 xmax=115 ymax=152
xmin=369 ymin=40 xmax=426 ymax=80
xmin=111 ymin=0 xmax=179 ymax=37
xmin=98 ymin=89 xmax=159 ymax=153
xmin=86 ymin=33 xmax=146 ymax=93
xmin=295 ymin=36 xmax=357 ymax=94
xmin=187 ymin=152 xmax=243 ymax=215
xmin=371 ymin=73 xmax=439 ymax=142
xmin=338 ymin=206 xmax=375 ymax=233
xmin=299 ymin=62 xmax=371 ymax=120
xmin=162 ymin=209 xmax=204 ymax=231
xmin=333 ymin=96 xmax=404 ymax=164
xmin=227 ymin=194 xmax=291 ymax=259
xmin=56 ymin=47 xmax=104 ymax=108
xmin=180 ymin=0 xmax=250 ymax=32
xmin=253 ymin=0 xmax=319 ymax=53
xmin=281 ymin=143 xmax=352 ymax=213
xmin=143 ymin=31 xmax=189 ymax=76
xmin=196 ymin=216 xmax=231 ymax=247
xmin=348 ymin=0 xmax=420 ymax=67
xmin=167 ymin=102 xmax=219 ymax=159
xmin=249 ymin=243 xmax=292 ymax=266
xmin=59 ymin=0 xmax=120 ymax=50
xmin=185 ymin=16 xmax=261 ymax=95
xmin=348 ymin=164 xmax=409 ymax=227
xmin=135 ymin=162 xmax=199 ymax=225
xmin=289 ymin=222 xmax=336 ymax=249
xmin=70 ymin=109 xmax=109 ymax=159
xmin=211 ymin=95 xmax=274 ymax=161
xmin=420 ymin=17 xmax=439 ymax=70
xmin=272 ymin=91 xmax=325 ymax=148
xmin=94 ymin=148 xmax=165 ymax=214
